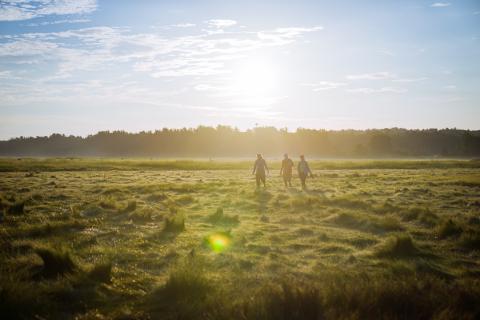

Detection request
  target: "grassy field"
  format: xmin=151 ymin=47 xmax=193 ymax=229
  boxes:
xmin=1 ymin=159 xmax=480 ymax=319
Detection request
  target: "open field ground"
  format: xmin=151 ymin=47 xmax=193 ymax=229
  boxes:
xmin=1 ymin=159 xmax=480 ymax=319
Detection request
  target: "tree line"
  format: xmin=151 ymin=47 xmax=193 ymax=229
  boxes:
xmin=1 ymin=126 xmax=479 ymax=157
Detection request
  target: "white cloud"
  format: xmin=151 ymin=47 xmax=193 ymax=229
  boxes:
xmin=0 ymin=0 xmax=97 ymax=21
xmin=23 ymin=18 xmax=90 ymax=27
xmin=0 ymin=21 xmax=322 ymax=108
xmin=430 ymin=2 xmax=451 ymax=8
xmin=392 ymin=77 xmax=428 ymax=83
xmin=347 ymin=87 xmax=407 ymax=94
xmin=444 ymin=85 xmax=456 ymax=90
xmin=206 ymin=19 xmax=237 ymax=28
xmin=302 ymin=81 xmax=347 ymax=91
xmin=346 ymin=72 xmax=396 ymax=80
xmin=258 ymin=26 xmax=323 ymax=45
xmin=172 ymin=23 xmax=196 ymax=28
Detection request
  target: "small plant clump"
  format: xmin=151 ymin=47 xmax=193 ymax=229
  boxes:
xmin=375 ymin=234 xmax=420 ymax=259
xmin=163 ymin=214 xmax=185 ymax=233
xmin=437 ymin=219 xmax=463 ymax=239
xmin=88 ymin=262 xmax=112 ymax=283
xmin=206 ymin=207 xmax=239 ymax=225
xmin=35 ymin=247 xmax=76 ymax=278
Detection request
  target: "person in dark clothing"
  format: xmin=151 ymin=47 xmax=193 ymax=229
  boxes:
xmin=297 ymin=155 xmax=312 ymax=189
xmin=252 ymin=153 xmax=269 ymax=188
xmin=280 ymin=153 xmax=294 ymax=187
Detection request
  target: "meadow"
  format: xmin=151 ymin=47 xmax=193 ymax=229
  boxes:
xmin=1 ymin=158 xmax=480 ymax=319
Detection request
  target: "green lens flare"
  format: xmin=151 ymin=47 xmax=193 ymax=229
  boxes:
xmin=207 ymin=233 xmax=231 ymax=253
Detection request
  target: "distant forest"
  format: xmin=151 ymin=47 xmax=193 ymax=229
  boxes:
xmin=1 ymin=127 xmax=480 ymax=158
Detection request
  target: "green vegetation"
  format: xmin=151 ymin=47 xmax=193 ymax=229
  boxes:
xmin=1 ymin=159 xmax=479 ymax=319
xmin=0 ymin=157 xmax=479 ymax=174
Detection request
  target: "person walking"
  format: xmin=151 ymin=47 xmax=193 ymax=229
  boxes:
xmin=280 ymin=153 xmax=294 ymax=187
xmin=297 ymin=155 xmax=312 ymax=189
xmin=252 ymin=153 xmax=269 ymax=188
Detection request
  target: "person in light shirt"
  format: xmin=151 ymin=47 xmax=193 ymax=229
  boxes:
xmin=252 ymin=153 xmax=269 ymax=188
xmin=280 ymin=153 xmax=294 ymax=187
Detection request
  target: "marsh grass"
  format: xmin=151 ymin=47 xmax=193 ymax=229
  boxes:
xmin=147 ymin=259 xmax=216 ymax=319
xmin=437 ymin=219 xmax=464 ymax=239
xmin=206 ymin=207 xmax=239 ymax=225
xmin=163 ymin=213 xmax=185 ymax=234
xmin=375 ymin=234 xmax=421 ymax=259
xmin=0 ymin=159 xmax=479 ymax=319
xmin=88 ymin=261 xmax=112 ymax=283
xmin=122 ymin=200 xmax=137 ymax=213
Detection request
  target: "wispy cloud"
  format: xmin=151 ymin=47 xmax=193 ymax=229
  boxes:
xmin=302 ymin=81 xmax=347 ymax=91
xmin=430 ymin=2 xmax=451 ymax=8
xmin=392 ymin=77 xmax=428 ymax=83
xmin=0 ymin=0 xmax=97 ymax=21
xmin=206 ymin=19 xmax=237 ymax=28
xmin=0 ymin=21 xmax=322 ymax=108
xmin=346 ymin=72 xmax=395 ymax=80
xmin=23 ymin=18 xmax=90 ymax=27
xmin=347 ymin=87 xmax=407 ymax=94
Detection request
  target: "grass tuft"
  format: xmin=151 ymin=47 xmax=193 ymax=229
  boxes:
xmin=163 ymin=213 xmax=185 ymax=234
xmin=458 ymin=231 xmax=480 ymax=251
xmin=148 ymin=260 xmax=214 ymax=319
xmin=375 ymin=234 xmax=420 ymax=258
xmin=437 ymin=219 xmax=463 ymax=239
xmin=7 ymin=201 xmax=25 ymax=215
xmin=206 ymin=207 xmax=239 ymax=225
xmin=35 ymin=247 xmax=76 ymax=278
xmin=122 ymin=200 xmax=137 ymax=213
xmin=244 ymin=282 xmax=322 ymax=320
xmin=88 ymin=262 xmax=112 ymax=283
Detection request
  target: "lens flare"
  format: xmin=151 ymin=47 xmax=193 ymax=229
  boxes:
xmin=206 ymin=233 xmax=231 ymax=253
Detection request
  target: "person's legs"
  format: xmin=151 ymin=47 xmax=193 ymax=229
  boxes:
xmin=255 ymin=174 xmax=261 ymax=188
xmin=283 ymin=175 xmax=288 ymax=187
xmin=300 ymin=173 xmax=307 ymax=189
xmin=287 ymin=174 xmax=292 ymax=187
xmin=261 ymin=173 xmax=266 ymax=187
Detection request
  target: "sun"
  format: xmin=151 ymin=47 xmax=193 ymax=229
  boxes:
xmin=230 ymin=59 xmax=277 ymax=96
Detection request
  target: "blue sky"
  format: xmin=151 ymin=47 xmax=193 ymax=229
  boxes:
xmin=0 ymin=0 xmax=479 ymax=139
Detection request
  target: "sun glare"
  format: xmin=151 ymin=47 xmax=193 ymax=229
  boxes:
xmin=230 ymin=59 xmax=277 ymax=96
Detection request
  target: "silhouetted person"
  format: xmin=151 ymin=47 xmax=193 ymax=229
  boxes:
xmin=252 ymin=153 xmax=269 ymax=188
xmin=280 ymin=153 xmax=294 ymax=187
xmin=297 ymin=155 xmax=312 ymax=189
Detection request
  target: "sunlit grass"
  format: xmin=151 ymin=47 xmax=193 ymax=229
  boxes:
xmin=0 ymin=159 xmax=479 ymax=319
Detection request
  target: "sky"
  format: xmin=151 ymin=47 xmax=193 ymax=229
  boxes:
xmin=0 ymin=0 xmax=479 ymax=139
